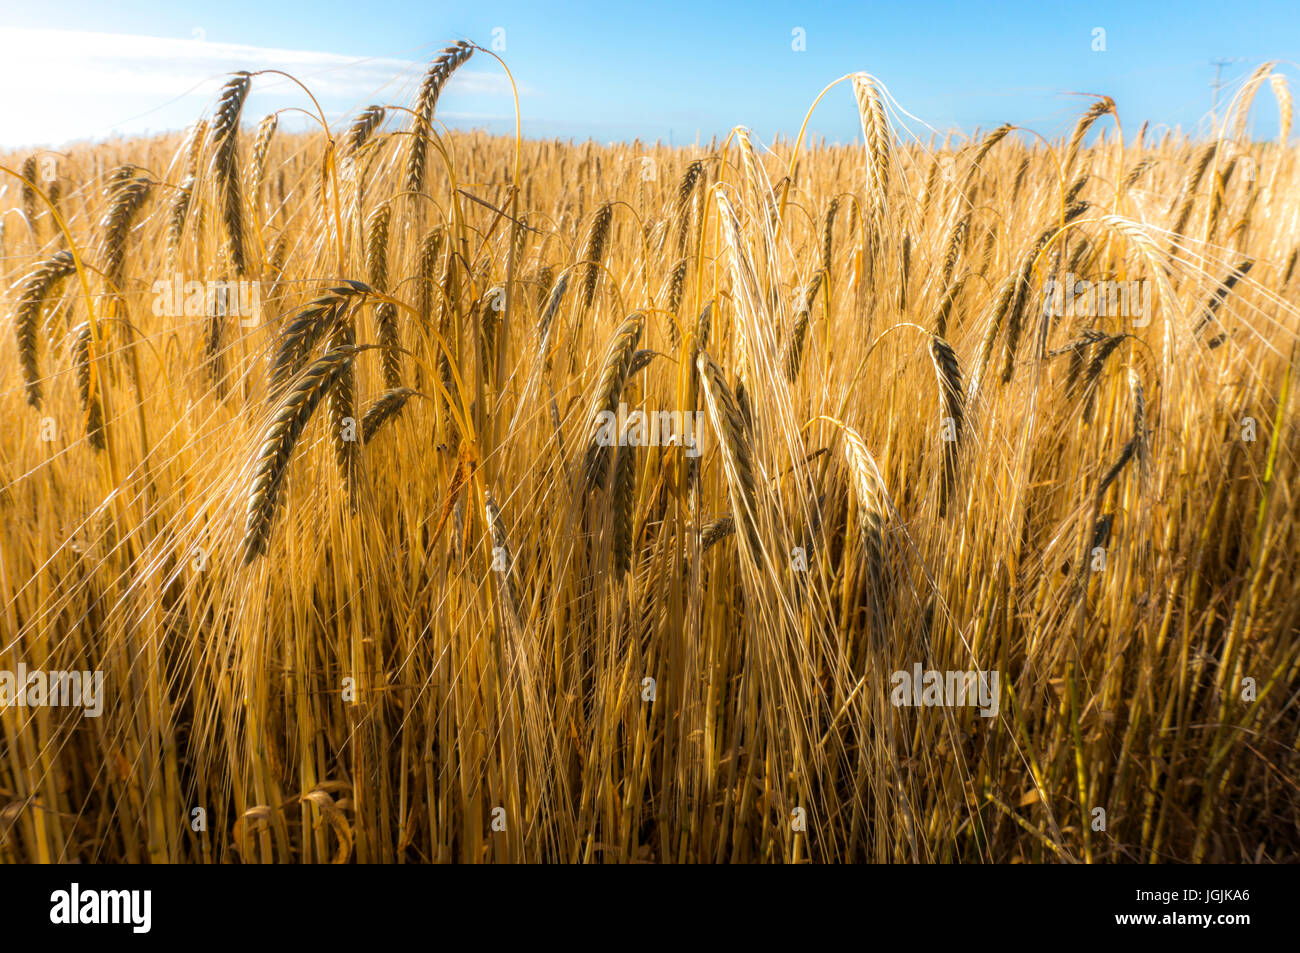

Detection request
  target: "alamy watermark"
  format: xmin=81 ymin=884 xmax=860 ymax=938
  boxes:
xmin=0 ymin=663 xmax=103 ymax=717
xmin=50 ymin=883 xmax=150 ymax=933
xmin=594 ymin=402 xmax=706 ymax=458
xmin=1043 ymin=273 xmax=1151 ymax=326
xmin=890 ymin=664 xmax=1000 ymax=718
xmin=152 ymin=274 xmax=262 ymax=326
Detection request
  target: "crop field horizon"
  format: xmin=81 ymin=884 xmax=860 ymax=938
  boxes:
xmin=1 ymin=41 xmax=1298 ymax=865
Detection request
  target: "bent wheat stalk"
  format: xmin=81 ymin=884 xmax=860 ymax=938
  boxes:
xmin=13 ymin=250 xmax=76 ymax=408
xmin=404 ymin=41 xmax=475 ymax=196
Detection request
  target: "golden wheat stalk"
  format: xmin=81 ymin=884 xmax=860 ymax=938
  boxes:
xmin=97 ymin=168 xmax=154 ymax=290
xmin=347 ymin=105 xmax=386 ymax=154
xmin=13 ymin=250 xmax=76 ymax=408
xmin=364 ymin=202 xmax=402 ymax=387
xmin=580 ymin=311 xmax=644 ymax=493
xmin=1062 ymin=97 xmax=1113 ymax=176
xmin=577 ymin=201 xmax=613 ymax=317
xmin=20 ymin=156 xmax=39 ymax=224
xmin=404 ymin=41 xmax=475 ymax=196
xmin=70 ymin=321 xmax=106 ymax=451
xmin=852 ymin=74 xmax=893 ymax=225
xmin=611 ymin=438 xmax=637 ymax=580
xmin=929 ymin=334 xmax=964 ymax=515
xmin=695 ymin=350 xmax=761 ymax=557
xmin=268 ymin=281 xmax=371 ymax=396
xmin=210 ymin=72 xmax=252 ymax=276
xmin=243 ymin=345 xmax=357 ymax=562
xmin=248 ymin=112 xmax=279 ymax=214
xmin=360 ymin=387 xmax=418 ymax=444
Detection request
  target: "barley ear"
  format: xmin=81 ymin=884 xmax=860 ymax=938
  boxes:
xmin=243 ymin=346 xmax=356 ymax=562
xmin=580 ymin=311 xmax=644 ymax=493
xmin=696 ymin=350 xmax=762 ymax=557
xmin=611 ymin=438 xmax=637 ymax=581
xmin=211 ymin=72 xmax=252 ymax=276
xmin=929 ymin=334 xmax=965 ymax=515
xmin=13 ymin=250 xmax=76 ymax=408
xmin=71 ymin=322 xmax=106 ymax=452
xmin=404 ymin=42 xmax=475 ymax=196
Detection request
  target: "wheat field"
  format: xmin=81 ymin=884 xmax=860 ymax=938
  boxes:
xmin=1 ymin=45 xmax=1298 ymax=863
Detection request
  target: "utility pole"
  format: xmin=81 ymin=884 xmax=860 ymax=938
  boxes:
xmin=1210 ymin=57 xmax=1245 ymax=111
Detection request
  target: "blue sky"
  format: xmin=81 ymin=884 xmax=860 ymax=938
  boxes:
xmin=1 ymin=0 xmax=1296 ymax=148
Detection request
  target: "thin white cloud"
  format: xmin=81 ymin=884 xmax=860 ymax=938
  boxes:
xmin=0 ymin=27 xmax=522 ymax=148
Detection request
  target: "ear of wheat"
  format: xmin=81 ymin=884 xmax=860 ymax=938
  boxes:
xmin=414 ymin=225 xmax=445 ymax=330
xmin=210 ymin=72 xmax=252 ymax=276
xmin=1062 ymin=97 xmax=1113 ymax=176
xmin=821 ymin=197 xmax=840 ymax=273
xmin=581 ymin=311 xmax=644 ymax=493
xmin=13 ymin=250 xmax=76 ymax=408
xmin=97 ymin=169 xmax=153 ymax=290
xmin=930 ymin=274 xmax=965 ymax=338
xmin=536 ymin=268 xmax=570 ymax=365
xmin=661 ymin=256 xmax=689 ymax=345
xmin=206 ymin=281 xmax=228 ymax=398
xmin=782 ymin=273 xmax=822 ymax=382
xmin=939 ymin=212 xmax=969 ymax=290
xmin=961 ymin=122 xmax=1012 ymax=198
xmin=674 ymin=158 xmax=704 ymax=255
xmin=1001 ymin=209 xmax=1086 ymax=384
xmin=243 ymin=345 xmax=356 ymax=562
xmin=969 ymin=273 xmax=1018 ymax=399
xmin=364 ymin=202 xmax=402 ymax=386
xmin=483 ymin=489 xmax=522 ymax=633
xmin=1080 ymin=333 xmax=1128 ymax=421
xmin=361 ymin=387 xmax=418 ymax=444
xmin=71 ymin=321 xmax=106 ymax=451
xmin=929 ymin=334 xmax=965 ymax=515
xmin=248 ymin=112 xmax=279 ymax=214
xmin=700 ymin=515 xmax=736 ymax=552
xmin=268 ymin=283 xmax=371 ymax=396
xmin=611 ymin=438 xmax=637 ymax=580
xmin=404 ymin=41 xmax=475 ymax=196
xmin=695 ymin=350 xmax=761 ymax=557
xmin=327 ymin=318 xmax=360 ymax=512
xmin=577 ymin=202 xmax=613 ymax=317
xmin=347 ymin=105 xmax=386 ymax=154
xmin=1122 ymin=158 xmax=1156 ymax=191
xmin=852 ymin=74 xmax=893 ymax=226
xmin=166 ymin=174 xmax=195 ymax=268
xmin=20 ymin=156 xmax=39 ymax=224
xmin=1168 ymin=142 xmax=1218 ymax=250
xmin=837 ymin=419 xmax=891 ymax=645
xmin=1195 ymin=258 xmax=1254 ymax=346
